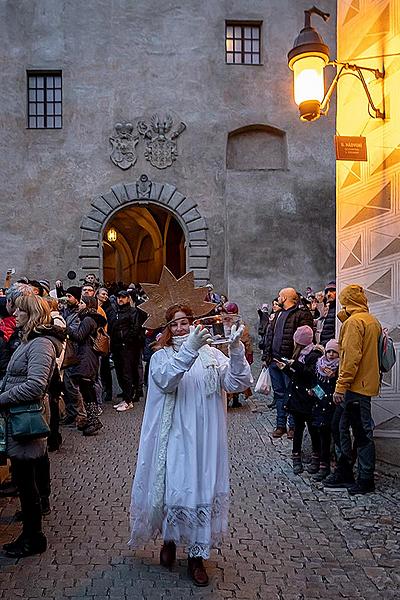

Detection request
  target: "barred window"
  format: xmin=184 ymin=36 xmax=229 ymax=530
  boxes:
xmin=225 ymin=22 xmax=261 ymax=65
xmin=27 ymin=72 xmax=62 ymax=129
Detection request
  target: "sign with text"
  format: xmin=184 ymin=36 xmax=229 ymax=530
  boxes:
xmin=335 ymin=136 xmax=367 ymax=161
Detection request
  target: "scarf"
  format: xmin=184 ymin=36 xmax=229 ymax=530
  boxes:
xmin=316 ymin=355 xmax=339 ymax=379
xmin=172 ymin=334 xmax=219 ymax=396
xmin=297 ymin=343 xmax=315 ymax=363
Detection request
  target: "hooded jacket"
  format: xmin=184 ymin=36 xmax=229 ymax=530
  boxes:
xmin=336 ymin=285 xmax=381 ymax=396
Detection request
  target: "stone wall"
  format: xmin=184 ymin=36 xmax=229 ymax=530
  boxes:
xmin=0 ymin=0 xmax=336 ymax=326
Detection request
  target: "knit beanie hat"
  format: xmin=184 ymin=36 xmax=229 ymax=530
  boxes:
xmin=293 ymin=325 xmax=313 ymax=346
xmin=325 ymin=338 xmax=340 ymax=354
xmin=324 ymin=281 xmax=336 ymax=293
xmin=39 ymin=279 xmax=50 ymax=294
xmin=223 ymin=302 xmax=239 ymax=314
xmin=66 ymin=286 xmax=82 ymax=302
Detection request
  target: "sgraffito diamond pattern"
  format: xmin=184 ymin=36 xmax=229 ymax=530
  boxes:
xmin=337 ymin=0 xmax=400 ymax=435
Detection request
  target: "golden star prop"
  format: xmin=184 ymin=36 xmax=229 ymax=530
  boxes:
xmin=139 ymin=267 xmax=217 ymax=329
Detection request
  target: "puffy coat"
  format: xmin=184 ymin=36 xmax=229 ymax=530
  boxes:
xmin=336 ymin=285 xmax=381 ymax=396
xmin=67 ymin=309 xmax=107 ymax=381
xmin=284 ymin=348 xmax=323 ymax=415
xmin=262 ymin=306 xmax=313 ymax=365
xmin=320 ymin=301 xmax=336 ymax=346
xmin=108 ymin=303 xmax=145 ymax=350
xmin=311 ymin=370 xmax=337 ymax=428
xmin=0 ymin=325 xmax=65 ymax=459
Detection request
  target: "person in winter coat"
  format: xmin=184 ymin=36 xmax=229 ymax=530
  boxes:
xmin=0 ymin=295 xmax=65 ymax=558
xmin=319 ymin=282 xmax=336 ymax=346
xmin=60 ymin=286 xmax=87 ymax=427
xmin=66 ymin=296 xmax=106 ymax=436
xmin=44 ymin=297 xmax=66 ymax=451
xmin=108 ymin=290 xmax=145 ymax=411
xmin=257 ymin=304 xmax=270 ymax=346
xmin=221 ymin=302 xmax=253 ymax=407
xmin=310 ymin=339 xmax=340 ymax=481
xmin=262 ymin=288 xmax=314 ymax=438
xmin=324 ymin=285 xmax=381 ymax=495
xmin=96 ymin=287 xmax=113 ymax=402
xmin=277 ymin=325 xmax=323 ymax=475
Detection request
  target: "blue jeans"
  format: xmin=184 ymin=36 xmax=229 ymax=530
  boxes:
xmin=339 ymin=391 xmax=375 ymax=480
xmin=269 ymin=362 xmax=294 ymax=429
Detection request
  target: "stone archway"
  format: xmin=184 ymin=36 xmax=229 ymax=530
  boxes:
xmin=79 ymin=174 xmax=210 ymax=285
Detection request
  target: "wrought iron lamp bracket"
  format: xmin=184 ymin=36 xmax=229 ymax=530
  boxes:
xmin=320 ymin=61 xmax=385 ymax=119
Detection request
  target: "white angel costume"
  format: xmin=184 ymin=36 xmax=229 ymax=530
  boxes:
xmin=129 ymin=334 xmax=252 ymax=558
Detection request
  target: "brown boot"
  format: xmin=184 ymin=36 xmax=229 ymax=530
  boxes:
xmin=160 ymin=541 xmax=176 ymax=570
xmin=272 ymin=427 xmax=286 ymax=438
xmin=187 ymin=557 xmax=209 ymax=586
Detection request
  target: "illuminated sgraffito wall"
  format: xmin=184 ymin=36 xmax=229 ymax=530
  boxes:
xmin=337 ymin=0 xmax=400 ymax=452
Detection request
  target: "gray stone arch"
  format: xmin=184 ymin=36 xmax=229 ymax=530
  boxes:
xmin=79 ymin=174 xmax=210 ymax=285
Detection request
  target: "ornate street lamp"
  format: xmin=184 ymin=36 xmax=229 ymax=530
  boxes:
xmin=288 ymin=6 xmax=385 ymax=122
xmin=107 ymin=227 xmax=118 ymax=242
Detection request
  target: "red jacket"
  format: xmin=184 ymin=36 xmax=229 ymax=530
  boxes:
xmin=0 ymin=316 xmax=16 ymax=341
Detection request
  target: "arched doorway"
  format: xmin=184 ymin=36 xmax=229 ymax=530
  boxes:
xmin=79 ymin=174 xmax=211 ymax=286
xmin=103 ymin=203 xmax=185 ymax=284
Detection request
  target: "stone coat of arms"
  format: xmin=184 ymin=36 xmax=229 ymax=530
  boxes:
xmin=109 ymin=122 xmax=139 ymax=170
xmin=137 ymin=114 xmax=186 ymax=169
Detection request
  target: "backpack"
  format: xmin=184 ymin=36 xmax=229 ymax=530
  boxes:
xmin=91 ymin=326 xmax=110 ymax=357
xmin=378 ymin=328 xmax=396 ymax=373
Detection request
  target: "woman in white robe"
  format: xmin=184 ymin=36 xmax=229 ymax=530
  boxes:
xmin=129 ymin=304 xmax=252 ymax=586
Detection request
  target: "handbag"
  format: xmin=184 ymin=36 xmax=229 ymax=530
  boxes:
xmin=90 ymin=326 xmax=110 ymax=357
xmin=254 ymin=367 xmax=272 ymax=396
xmin=9 ymin=402 xmax=50 ymax=441
xmin=61 ymin=339 xmax=79 ymax=369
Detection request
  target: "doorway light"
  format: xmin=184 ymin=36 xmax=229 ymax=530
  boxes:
xmin=107 ymin=228 xmax=118 ymax=242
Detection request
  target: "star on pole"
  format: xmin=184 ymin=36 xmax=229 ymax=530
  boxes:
xmin=138 ymin=267 xmax=217 ymax=329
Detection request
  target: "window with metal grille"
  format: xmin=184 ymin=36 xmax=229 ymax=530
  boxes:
xmin=27 ymin=72 xmax=62 ymax=129
xmin=225 ymin=22 xmax=261 ymax=65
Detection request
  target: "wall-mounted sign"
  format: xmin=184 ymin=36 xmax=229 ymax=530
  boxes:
xmin=335 ymin=136 xmax=367 ymax=161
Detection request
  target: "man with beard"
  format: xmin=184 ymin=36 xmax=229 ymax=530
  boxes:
xmin=109 ymin=290 xmax=145 ymax=411
xmin=262 ymin=287 xmax=313 ymax=438
xmin=61 ymin=286 xmax=87 ymax=427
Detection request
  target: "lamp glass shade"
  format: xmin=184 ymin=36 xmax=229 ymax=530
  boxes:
xmin=107 ymin=228 xmax=117 ymax=242
xmin=293 ymin=56 xmax=325 ymax=106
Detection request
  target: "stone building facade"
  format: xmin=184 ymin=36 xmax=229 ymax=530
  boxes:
xmin=0 ymin=0 xmax=336 ymax=321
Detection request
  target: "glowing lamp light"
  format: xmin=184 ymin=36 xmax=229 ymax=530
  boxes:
xmin=292 ymin=55 xmax=328 ymax=119
xmin=288 ymin=7 xmax=385 ymax=122
xmin=288 ymin=7 xmax=330 ymax=122
xmin=107 ymin=228 xmax=118 ymax=242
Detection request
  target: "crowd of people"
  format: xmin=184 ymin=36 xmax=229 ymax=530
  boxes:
xmin=257 ymin=281 xmax=382 ymax=497
xmin=0 ymin=269 xmax=386 ymax=587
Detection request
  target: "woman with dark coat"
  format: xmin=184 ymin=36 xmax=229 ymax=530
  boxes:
xmin=66 ymin=295 xmax=106 ymax=436
xmin=277 ymin=326 xmax=324 ymax=475
xmin=0 ymin=295 xmax=65 ymax=558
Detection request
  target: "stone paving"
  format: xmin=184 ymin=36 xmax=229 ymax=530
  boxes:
xmin=0 ymin=395 xmax=399 ymax=600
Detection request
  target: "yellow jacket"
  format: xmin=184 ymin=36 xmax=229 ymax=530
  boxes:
xmin=336 ymin=285 xmax=381 ymax=396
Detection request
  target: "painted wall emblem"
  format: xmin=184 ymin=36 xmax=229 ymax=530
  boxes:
xmin=109 ymin=122 xmax=139 ymax=170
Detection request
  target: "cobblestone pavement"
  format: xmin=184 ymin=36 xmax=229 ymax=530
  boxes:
xmin=0 ymin=395 xmax=399 ymax=600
